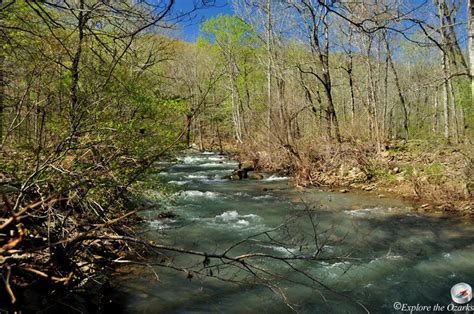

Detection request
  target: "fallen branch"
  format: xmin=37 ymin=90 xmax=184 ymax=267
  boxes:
xmin=19 ymin=267 xmax=73 ymax=285
xmin=3 ymin=266 xmax=16 ymax=304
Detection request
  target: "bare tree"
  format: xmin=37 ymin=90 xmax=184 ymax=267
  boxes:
xmin=291 ymin=0 xmax=342 ymax=143
xmin=469 ymin=0 xmax=474 ymax=101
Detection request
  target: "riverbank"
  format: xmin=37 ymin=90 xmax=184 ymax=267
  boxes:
xmin=228 ymin=139 xmax=473 ymax=218
xmin=0 ymin=201 xmax=146 ymax=312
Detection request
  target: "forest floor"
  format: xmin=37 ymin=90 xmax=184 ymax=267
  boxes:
xmin=231 ymin=139 xmax=474 ymax=218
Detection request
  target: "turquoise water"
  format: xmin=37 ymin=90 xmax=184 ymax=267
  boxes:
xmin=113 ymin=152 xmax=474 ymax=313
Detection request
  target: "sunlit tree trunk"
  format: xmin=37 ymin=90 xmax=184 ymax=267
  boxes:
xmin=382 ymin=49 xmax=389 ymax=138
xmin=385 ymin=38 xmax=409 ymax=140
xmin=448 ymin=77 xmax=459 ymax=143
xmin=266 ymin=0 xmax=273 ymax=145
xmin=230 ymin=77 xmax=243 ymax=143
xmin=433 ymin=87 xmax=439 ymax=134
xmin=364 ymin=37 xmax=379 ymax=143
xmin=322 ymin=17 xmax=341 ymax=143
xmin=69 ymin=0 xmax=85 ymax=135
xmin=437 ymin=0 xmax=450 ymax=142
xmin=469 ymin=0 xmax=474 ymax=102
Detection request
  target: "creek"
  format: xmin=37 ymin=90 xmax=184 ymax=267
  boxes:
xmin=110 ymin=151 xmax=474 ymax=313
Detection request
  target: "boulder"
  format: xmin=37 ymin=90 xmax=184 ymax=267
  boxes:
xmin=249 ymin=173 xmax=264 ymax=180
xmin=228 ymin=162 xmax=254 ymax=180
xmin=229 ymin=173 xmax=241 ymax=180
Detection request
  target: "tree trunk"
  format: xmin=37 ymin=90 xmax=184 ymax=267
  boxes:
xmin=266 ymin=0 xmax=272 ymax=146
xmin=185 ymin=114 xmax=192 ymax=147
xmin=348 ymin=66 xmax=356 ymax=127
xmin=198 ymin=118 xmax=204 ymax=151
xmin=69 ymin=0 xmax=85 ymax=135
xmin=216 ymin=124 xmax=223 ymax=153
xmin=438 ymin=0 xmax=450 ymax=142
xmin=230 ymin=77 xmax=242 ymax=143
xmin=382 ymin=51 xmax=389 ymax=138
xmin=469 ymin=0 xmax=474 ymax=102
xmin=365 ymin=38 xmax=379 ymax=145
xmin=0 ymin=52 xmax=4 ymax=145
xmin=433 ymin=87 xmax=439 ymax=134
xmin=448 ymin=77 xmax=459 ymax=143
xmin=347 ymin=30 xmax=356 ymax=127
xmin=322 ymin=18 xmax=341 ymax=143
xmin=385 ymin=39 xmax=409 ymax=139
xmin=442 ymin=58 xmax=450 ymax=142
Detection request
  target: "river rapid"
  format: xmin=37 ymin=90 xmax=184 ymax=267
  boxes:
xmin=110 ymin=151 xmax=474 ymax=313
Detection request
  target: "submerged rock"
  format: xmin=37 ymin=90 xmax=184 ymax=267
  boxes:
xmin=157 ymin=211 xmax=177 ymax=219
xmin=228 ymin=169 xmax=245 ymax=180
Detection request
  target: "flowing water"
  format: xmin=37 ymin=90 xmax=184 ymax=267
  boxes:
xmin=111 ymin=152 xmax=474 ymax=313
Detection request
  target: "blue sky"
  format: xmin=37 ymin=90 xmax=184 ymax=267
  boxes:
xmin=169 ymin=0 xmax=469 ymax=47
xmin=173 ymin=0 xmax=234 ymax=41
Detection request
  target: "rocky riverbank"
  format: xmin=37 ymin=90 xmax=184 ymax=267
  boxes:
xmin=230 ymin=140 xmax=473 ymax=218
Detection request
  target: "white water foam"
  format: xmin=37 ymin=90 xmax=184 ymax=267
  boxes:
xmin=264 ymin=175 xmax=289 ymax=182
xmin=253 ymin=195 xmax=274 ymax=200
xmin=215 ymin=210 xmax=240 ymax=221
xmin=168 ymin=180 xmax=190 ymax=186
xmin=207 ymin=156 xmax=226 ymax=161
xmin=184 ymin=174 xmax=227 ymax=183
xmin=259 ymin=244 xmax=298 ymax=256
xmin=214 ymin=210 xmax=260 ymax=221
xmin=195 ymin=210 xmax=263 ymax=229
xmin=202 ymin=176 xmax=227 ymax=183
xmin=176 ymin=190 xmax=224 ymax=199
xmin=148 ymin=219 xmax=176 ymax=230
xmin=327 ymin=261 xmax=352 ymax=269
xmin=232 ymin=192 xmax=251 ymax=197
xmin=369 ymin=255 xmax=403 ymax=264
xmin=343 ymin=207 xmax=410 ymax=217
xmin=177 ymin=156 xmax=208 ymax=164
xmin=198 ymin=162 xmax=236 ymax=167
xmin=186 ymin=174 xmax=209 ymax=179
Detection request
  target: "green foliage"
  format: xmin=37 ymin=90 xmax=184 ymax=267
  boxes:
xmin=0 ymin=1 xmax=189 ymax=216
xmin=200 ymin=15 xmax=258 ymax=50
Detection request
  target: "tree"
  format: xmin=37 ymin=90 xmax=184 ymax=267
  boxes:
xmin=469 ymin=0 xmax=474 ymax=102
xmin=200 ymin=15 xmax=257 ymax=143
xmin=290 ymin=0 xmax=342 ymax=143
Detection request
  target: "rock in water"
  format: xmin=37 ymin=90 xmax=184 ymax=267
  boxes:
xmin=228 ymin=162 xmax=255 ymax=180
xmin=230 ymin=173 xmax=241 ymax=180
xmin=249 ymin=173 xmax=264 ymax=180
